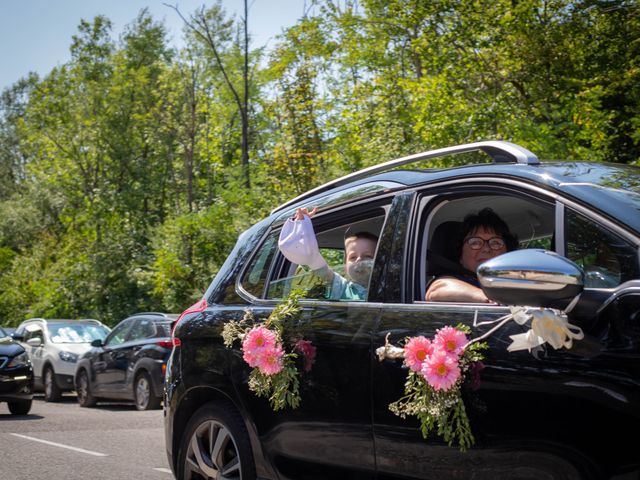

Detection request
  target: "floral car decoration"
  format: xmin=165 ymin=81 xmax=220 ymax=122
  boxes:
xmin=222 ymin=289 xmax=315 ymax=411
xmin=377 ymin=303 xmax=584 ymax=451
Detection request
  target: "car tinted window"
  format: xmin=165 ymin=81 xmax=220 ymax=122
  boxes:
xmin=127 ymin=318 xmax=158 ymax=341
xmin=565 ymin=208 xmax=639 ymax=287
xmin=106 ymin=319 xmax=134 ymax=346
xmin=240 ymin=232 xmax=278 ymax=298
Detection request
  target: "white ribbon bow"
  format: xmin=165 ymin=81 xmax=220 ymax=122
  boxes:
xmin=507 ymin=307 xmax=584 ymax=353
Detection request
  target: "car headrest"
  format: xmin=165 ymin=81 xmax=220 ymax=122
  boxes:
xmin=427 ymin=221 xmax=464 ymax=276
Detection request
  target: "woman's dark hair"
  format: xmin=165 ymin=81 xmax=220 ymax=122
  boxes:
xmin=456 ymin=207 xmax=518 ymax=257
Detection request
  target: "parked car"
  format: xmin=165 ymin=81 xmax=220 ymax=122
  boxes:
xmin=13 ymin=318 xmax=110 ymax=402
xmin=165 ymin=141 xmax=640 ymax=480
xmin=75 ymin=312 xmax=177 ymax=410
xmin=2 ymin=326 xmax=16 ymax=337
xmin=0 ymin=326 xmax=34 ymax=415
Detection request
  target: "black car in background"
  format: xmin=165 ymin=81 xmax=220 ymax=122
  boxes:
xmin=0 ymin=326 xmax=34 ymax=415
xmin=165 ymin=141 xmax=640 ymax=480
xmin=75 ymin=312 xmax=177 ymax=411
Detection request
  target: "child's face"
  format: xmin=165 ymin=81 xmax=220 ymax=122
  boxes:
xmin=344 ymin=236 xmax=377 ymax=286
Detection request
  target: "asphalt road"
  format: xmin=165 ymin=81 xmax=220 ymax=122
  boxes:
xmin=0 ymin=393 xmax=173 ymax=480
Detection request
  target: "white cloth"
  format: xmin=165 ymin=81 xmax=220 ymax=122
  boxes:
xmin=278 ymin=216 xmax=328 ymax=271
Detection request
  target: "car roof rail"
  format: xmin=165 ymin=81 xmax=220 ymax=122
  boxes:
xmin=271 ymin=140 xmax=539 ymax=215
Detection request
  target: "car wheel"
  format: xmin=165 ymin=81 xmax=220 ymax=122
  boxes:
xmin=76 ymin=369 xmax=97 ymax=408
xmin=177 ymin=402 xmax=256 ymax=480
xmin=8 ymin=400 xmax=32 ymax=415
xmin=43 ymin=366 xmax=62 ymax=402
xmin=134 ymin=371 xmax=161 ymax=411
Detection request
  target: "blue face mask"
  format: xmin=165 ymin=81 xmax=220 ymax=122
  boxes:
xmin=347 ymin=259 xmax=374 ymax=287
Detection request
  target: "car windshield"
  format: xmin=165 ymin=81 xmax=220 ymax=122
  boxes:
xmin=48 ymin=323 xmax=110 ymax=344
xmin=0 ymin=327 xmax=7 ymax=338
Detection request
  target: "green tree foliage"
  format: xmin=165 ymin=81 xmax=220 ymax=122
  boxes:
xmin=0 ymin=1 xmax=637 ymax=325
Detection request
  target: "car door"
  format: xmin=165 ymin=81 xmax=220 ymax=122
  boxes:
xmin=372 ymin=185 xmax=640 ymax=479
xmin=236 ymin=198 xmax=397 ymax=479
xmin=121 ymin=317 xmax=158 ymax=391
xmin=93 ymin=318 xmax=134 ymax=395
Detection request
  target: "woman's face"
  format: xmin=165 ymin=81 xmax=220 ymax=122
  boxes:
xmin=460 ymin=226 xmax=507 ymax=273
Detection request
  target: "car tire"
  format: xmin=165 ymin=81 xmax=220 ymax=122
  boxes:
xmin=177 ymin=401 xmax=256 ymax=480
xmin=76 ymin=369 xmax=97 ymax=408
xmin=134 ymin=371 xmax=161 ymax=411
xmin=8 ymin=400 xmax=32 ymax=415
xmin=43 ymin=365 xmax=62 ymax=402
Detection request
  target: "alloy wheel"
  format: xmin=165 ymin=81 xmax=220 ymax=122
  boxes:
xmin=184 ymin=420 xmax=241 ymax=480
xmin=44 ymin=369 xmax=53 ymax=398
xmin=135 ymin=375 xmax=150 ymax=410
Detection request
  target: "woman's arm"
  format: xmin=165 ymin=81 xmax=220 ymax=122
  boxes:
xmin=425 ymin=277 xmax=490 ymax=303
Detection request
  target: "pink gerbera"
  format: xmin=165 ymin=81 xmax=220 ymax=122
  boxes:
xmin=434 ymin=326 xmax=467 ymax=357
xmin=403 ymin=336 xmax=433 ymax=372
xmin=422 ymin=348 xmax=461 ymax=391
xmin=256 ymin=345 xmax=284 ymax=375
xmin=243 ymin=326 xmax=277 ymax=352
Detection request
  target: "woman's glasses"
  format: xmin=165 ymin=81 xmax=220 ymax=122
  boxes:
xmin=464 ymin=236 xmax=505 ymax=251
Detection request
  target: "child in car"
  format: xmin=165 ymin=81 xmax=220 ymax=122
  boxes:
xmin=278 ymin=207 xmax=378 ymax=300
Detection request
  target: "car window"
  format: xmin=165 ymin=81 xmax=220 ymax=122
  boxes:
xmin=48 ymin=323 xmax=110 ymax=343
xmin=266 ymin=211 xmax=386 ymax=302
xmin=127 ymin=318 xmax=158 ymax=341
xmin=565 ymin=208 xmax=639 ymax=288
xmin=418 ymin=191 xmax=555 ymax=301
xmin=240 ymin=232 xmax=279 ymax=298
xmin=105 ymin=319 xmax=134 ymax=346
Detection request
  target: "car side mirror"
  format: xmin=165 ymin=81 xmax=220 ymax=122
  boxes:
xmin=26 ymin=337 xmax=42 ymax=347
xmin=91 ymin=339 xmax=104 ymax=347
xmin=477 ymin=249 xmax=584 ymax=309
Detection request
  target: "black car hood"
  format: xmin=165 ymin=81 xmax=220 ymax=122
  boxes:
xmin=0 ymin=336 xmax=25 ymax=357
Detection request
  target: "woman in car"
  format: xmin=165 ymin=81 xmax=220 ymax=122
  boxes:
xmin=426 ymin=207 xmax=518 ymax=302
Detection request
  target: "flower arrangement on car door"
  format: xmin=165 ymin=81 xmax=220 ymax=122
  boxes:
xmin=222 ymin=290 xmax=315 ymax=411
xmin=378 ymin=325 xmax=487 ymax=452
xmin=378 ymin=303 xmax=585 ymax=451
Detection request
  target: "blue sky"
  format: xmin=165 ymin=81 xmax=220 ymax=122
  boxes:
xmin=0 ymin=0 xmax=306 ymax=91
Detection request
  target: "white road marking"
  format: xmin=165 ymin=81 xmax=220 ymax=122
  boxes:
xmin=153 ymin=467 xmax=173 ymax=474
xmin=10 ymin=433 xmax=109 ymax=457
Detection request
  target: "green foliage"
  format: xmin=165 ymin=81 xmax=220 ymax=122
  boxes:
xmin=0 ymin=1 xmax=638 ymax=322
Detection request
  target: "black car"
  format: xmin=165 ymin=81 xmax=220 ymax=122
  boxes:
xmin=0 ymin=326 xmax=34 ymax=415
xmin=75 ymin=312 xmax=177 ymax=410
xmin=165 ymin=141 xmax=640 ymax=480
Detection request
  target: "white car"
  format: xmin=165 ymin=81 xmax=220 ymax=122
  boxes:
xmin=13 ymin=318 xmax=110 ymax=401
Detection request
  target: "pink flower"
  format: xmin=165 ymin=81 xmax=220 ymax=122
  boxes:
xmin=422 ymin=348 xmax=461 ymax=391
xmin=243 ymin=326 xmax=277 ymax=352
xmin=294 ymin=339 xmax=316 ymax=372
xmin=256 ymin=345 xmax=284 ymax=375
xmin=242 ymin=326 xmax=278 ymax=368
xmin=403 ymin=336 xmax=433 ymax=372
xmin=434 ymin=326 xmax=467 ymax=357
